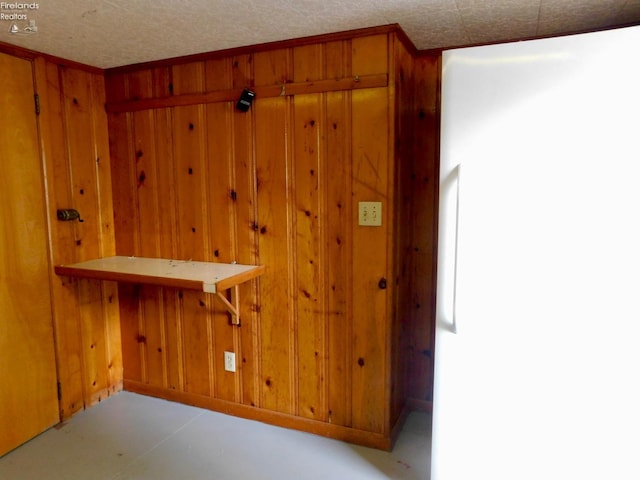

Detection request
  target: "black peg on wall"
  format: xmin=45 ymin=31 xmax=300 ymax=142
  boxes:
xmin=57 ymin=209 xmax=84 ymax=222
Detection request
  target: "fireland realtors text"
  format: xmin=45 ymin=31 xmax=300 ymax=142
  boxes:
xmin=1 ymin=2 xmax=39 ymax=21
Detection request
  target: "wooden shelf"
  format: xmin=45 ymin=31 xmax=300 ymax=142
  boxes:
xmin=55 ymin=256 xmax=265 ymax=324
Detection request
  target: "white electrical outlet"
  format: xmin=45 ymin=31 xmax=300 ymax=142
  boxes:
xmin=224 ymin=351 xmax=236 ymax=372
xmin=358 ymin=201 xmax=382 ymax=226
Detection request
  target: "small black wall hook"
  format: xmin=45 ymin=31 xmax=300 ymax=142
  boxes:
xmin=57 ymin=209 xmax=84 ymax=222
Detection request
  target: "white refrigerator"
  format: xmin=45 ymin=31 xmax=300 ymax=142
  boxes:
xmin=432 ymin=26 xmax=640 ymax=480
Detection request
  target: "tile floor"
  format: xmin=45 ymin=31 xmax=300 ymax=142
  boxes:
xmin=0 ymin=392 xmax=431 ymax=479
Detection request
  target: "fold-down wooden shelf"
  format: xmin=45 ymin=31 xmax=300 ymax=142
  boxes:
xmin=54 ymin=256 xmax=265 ymax=325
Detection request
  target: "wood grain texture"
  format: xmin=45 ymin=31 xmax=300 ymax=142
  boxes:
xmin=1 ymin=27 xmax=439 ymax=451
xmin=408 ymin=54 xmax=441 ymax=405
xmin=58 ymin=66 xmax=121 ymax=406
xmin=33 ymin=56 xmax=122 ymax=420
xmin=106 ymin=74 xmax=388 ymax=113
xmin=105 ymin=31 xmax=440 ymax=449
xmin=0 ymin=53 xmax=59 ymax=456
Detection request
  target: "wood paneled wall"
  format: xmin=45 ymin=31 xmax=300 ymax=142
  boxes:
xmin=104 ymin=27 xmax=439 ymax=449
xmin=0 ymin=42 xmax=122 ymax=423
xmin=106 ymin=29 xmax=438 ymax=448
xmin=1 ymin=24 xmax=439 ymax=450
xmin=34 ymin=55 xmax=123 ymax=418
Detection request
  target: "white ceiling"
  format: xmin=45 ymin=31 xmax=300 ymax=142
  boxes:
xmin=1 ymin=0 xmax=639 ymax=69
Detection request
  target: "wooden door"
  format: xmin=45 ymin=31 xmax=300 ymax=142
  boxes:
xmin=0 ymin=52 xmax=59 ymax=457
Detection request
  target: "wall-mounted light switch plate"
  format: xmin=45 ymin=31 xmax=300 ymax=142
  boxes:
xmin=358 ymin=201 xmax=382 ymax=226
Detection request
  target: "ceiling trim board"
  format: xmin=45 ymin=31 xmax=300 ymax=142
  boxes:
xmin=0 ymin=41 xmax=104 ymax=75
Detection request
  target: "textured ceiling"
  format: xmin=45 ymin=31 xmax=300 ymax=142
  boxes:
xmin=1 ymin=0 xmax=639 ymax=69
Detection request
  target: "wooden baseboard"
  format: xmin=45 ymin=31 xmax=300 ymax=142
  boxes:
xmin=124 ymin=380 xmax=392 ymax=450
xmin=389 ymin=403 xmax=412 ymax=448
xmin=407 ymin=397 xmax=433 ymax=412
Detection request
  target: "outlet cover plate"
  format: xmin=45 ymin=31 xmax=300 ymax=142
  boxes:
xmin=224 ymin=351 xmax=236 ymax=372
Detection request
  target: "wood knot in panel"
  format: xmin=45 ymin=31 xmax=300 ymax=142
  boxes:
xmin=357 ymin=357 xmax=365 ymax=367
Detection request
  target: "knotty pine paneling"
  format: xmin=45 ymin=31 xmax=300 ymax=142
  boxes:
xmin=254 ymin=94 xmax=295 ymax=414
xmin=31 ymin=55 xmax=122 ymax=419
xmin=408 ymin=54 xmax=441 ymax=409
xmin=106 ymin=29 xmax=439 ymax=449
xmin=390 ymin=37 xmax=416 ymax=428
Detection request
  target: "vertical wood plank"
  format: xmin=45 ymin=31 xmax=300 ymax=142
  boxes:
xmin=35 ymin=58 xmax=86 ymax=419
xmin=231 ymin=52 xmax=260 ymax=408
xmin=389 ymin=37 xmax=414 ymax=426
xmin=108 ymin=109 xmax=144 ymax=385
xmin=61 ymin=67 xmax=111 ymax=405
xmin=155 ymin=108 xmax=183 ymax=391
xmin=352 ymin=35 xmax=389 ymax=75
xmin=293 ymin=44 xmax=324 ymax=82
xmin=205 ymin=56 xmax=237 ymax=402
xmin=173 ymin=103 xmax=212 ymax=396
xmin=253 ymin=48 xmax=294 ymax=414
xmin=292 ymin=92 xmax=326 ymax=421
xmin=409 ymin=55 xmax=440 ymax=405
xmin=131 ymin=108 xmax=164 ymax=386
xmin=292 ymin=44 xmax=326 ymax=422
xmin=127 ymin=70 xmax=153 ymax=101
xmin=325 ymin=89 xmax=353 ymax=427
xmin=254 ymin=96 xmax=294 ymax=414
xmin=253 ymin=49 xmax=291 ymax=86
xmin=172 ymin=62 xmax=205 ymax=95
xmin=153 ymin=67 xmax=172 ymax=98
xmin=350 ymin=87 xmax=390 ymax=434
xmin=323 ymin=39 xmax=354 ymax=428
xmin=207 ymin=103 xmax=236 ymax=402
xmin=104 ymin=71 xmax=128 ymax=103
xmin=350 ymin=34 xmax=391 ymax=434
xmin=90 ymin=71 xmax=123 ymax=395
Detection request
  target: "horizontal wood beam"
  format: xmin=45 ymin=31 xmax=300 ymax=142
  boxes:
xmin=105 ymin=74 xmax=388 ymax=113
